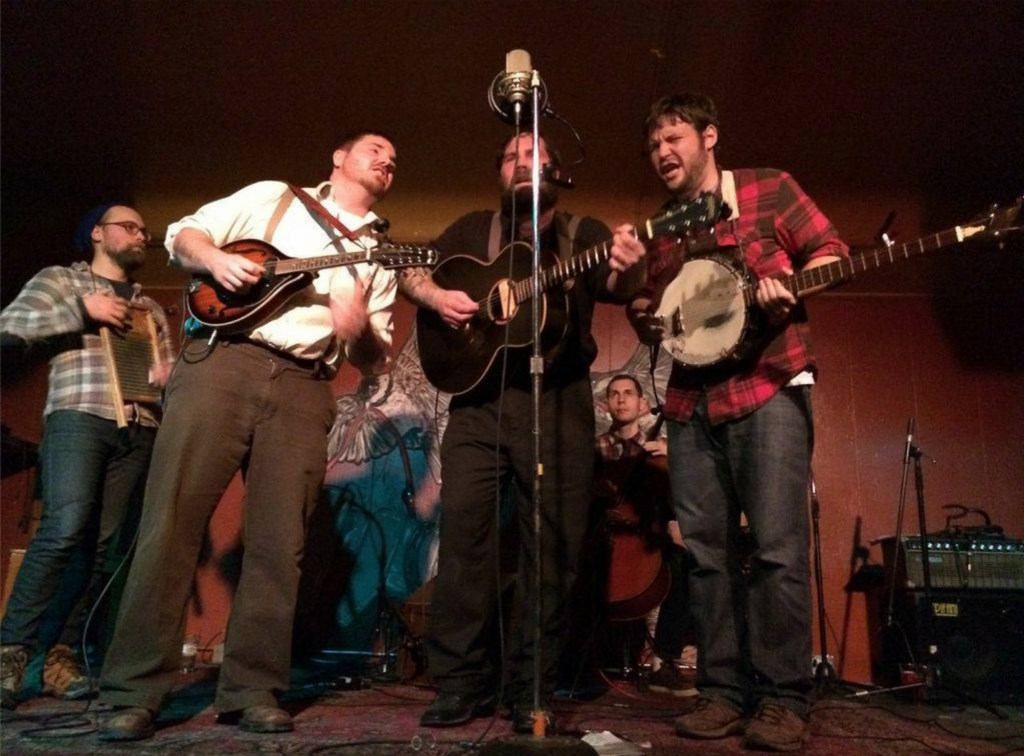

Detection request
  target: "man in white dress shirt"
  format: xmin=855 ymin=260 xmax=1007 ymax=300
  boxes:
xmin=98 ymin=132 xmax=399 ymax=740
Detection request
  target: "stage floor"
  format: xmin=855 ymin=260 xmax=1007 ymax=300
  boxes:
xmin=2 ymin=674 xmax=1023 ymax=754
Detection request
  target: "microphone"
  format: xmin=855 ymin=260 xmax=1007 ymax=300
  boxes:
xmin=488 ymin=49 xmax=548 ymax=125
xmin=542 ymin=164 xmax=574 ymax=190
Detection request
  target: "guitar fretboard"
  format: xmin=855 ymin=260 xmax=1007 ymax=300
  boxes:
xmin=741 ymin=222 xmax=987 ymax=305
xmin=508 ymin=238 xmax=621 ymax=304
xmin=268 ymin=244 xmax=435 ymax=275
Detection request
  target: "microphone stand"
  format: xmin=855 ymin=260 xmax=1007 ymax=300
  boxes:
xmin=481 ymin=72 xmax=597 ymax=756
xmin=850 ymin=421 xmax=1004 ymax=717
xmin=809 ymin=470 xmax=837 ymax=691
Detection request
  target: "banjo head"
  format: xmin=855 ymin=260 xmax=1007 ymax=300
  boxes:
xmin=654 ymin=257 xmax=749 ymax=367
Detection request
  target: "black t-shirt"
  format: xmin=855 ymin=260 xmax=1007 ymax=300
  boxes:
xmin=432 ymin=209 xmax=617 ymax=404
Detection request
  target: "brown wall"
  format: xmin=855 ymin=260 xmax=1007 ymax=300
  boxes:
xmin=3 ymin=292 xmax=1021 ymax=683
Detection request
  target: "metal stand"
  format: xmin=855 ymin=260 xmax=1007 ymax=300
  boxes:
xmin=850 ymin=420 xmax=1004 ymax=718
xmin=480 ymin=70 xmax=596 ymax=756
xmin=809 ymin=470 xmax=838 ymax=690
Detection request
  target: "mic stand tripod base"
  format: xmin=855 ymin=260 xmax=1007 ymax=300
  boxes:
xmin=479 ymin=733 xmax=597 ymax=756
xmin=813 ymin=658 xmax=838 ymax=693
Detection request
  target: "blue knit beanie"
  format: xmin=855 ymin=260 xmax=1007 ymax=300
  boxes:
xmin=72 ymin=202 xmax=126 ymax=253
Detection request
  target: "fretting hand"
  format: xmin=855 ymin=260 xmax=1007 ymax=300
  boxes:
xmin=755 ymin=272 xmax=797 ymax=325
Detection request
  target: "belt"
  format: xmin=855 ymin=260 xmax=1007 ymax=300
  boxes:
xmin=218 ymin=334 xmax=325 ymax=373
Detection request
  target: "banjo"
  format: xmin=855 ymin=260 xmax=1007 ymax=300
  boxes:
xmin=655 ymin=198 xmax=1021 ymax=368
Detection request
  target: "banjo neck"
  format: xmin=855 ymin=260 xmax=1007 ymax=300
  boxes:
xmin=741 ymin=219 xmax=993 ymax=306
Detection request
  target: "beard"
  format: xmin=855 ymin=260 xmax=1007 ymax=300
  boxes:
xmin=671 ymin=146 xmax=711 ymax=199
xmin=501 ymin=180 xmax=559 ymax=218
xmin=108 ymin=245 xmax=146 ymax=273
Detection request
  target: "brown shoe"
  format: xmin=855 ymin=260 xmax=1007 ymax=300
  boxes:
xmin=43 ymin=644 xmax=92 ymax=699
xmin=742 ymin=702 xmax=809 ymax=752
xmin=674 ymin=696 xmax=745 ymax=739
xmin=239 ymin=705 xmax=294 ymax=733
xmin=1 ymin=645 xmax=28 ymax=709
xmin=648 ymin=662 xmax=698 ymax=698
xmin=99 ymin=707 xmax=156 ymax=741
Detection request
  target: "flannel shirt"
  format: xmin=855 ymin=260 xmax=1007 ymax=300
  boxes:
xmin=0 ymin=262 xmax=175 ymax=427
xmin=642 ymin=168 xmax=848 ymax=424
xmin=594 ymin=428 xmax=674 ymax=528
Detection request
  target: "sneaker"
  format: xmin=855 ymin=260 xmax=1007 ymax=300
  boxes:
xmin=648 ymin=662 xmax=698 ymax=698
xmin=42 ymin=644 xmax=92 ymax=700
xmin=742 ymin=702 xmax=809 ymax=752
xmin=674 ymin=695 xmax=745 ymax=739
xmin=1 ymin=645 xmax=28 ymax=709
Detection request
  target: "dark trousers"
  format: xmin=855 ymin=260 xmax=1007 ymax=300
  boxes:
xmin=99 ymin=341 xmax=335 ymax=713
xmin=1 ymin=411 xmax=154 ymax=656
xmin=667 ymin=387 xmax=814 ymax=715
xmin=426 ymin=379 xmax=595 ymax=704
xmin=652 ymin=545 xmax=693 ymax=661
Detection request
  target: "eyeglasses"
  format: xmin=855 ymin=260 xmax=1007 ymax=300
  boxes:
xmin=98 ymin=221 xmax=152 ymax=242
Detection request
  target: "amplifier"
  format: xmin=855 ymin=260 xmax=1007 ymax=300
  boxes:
xmin=881 ymin=589 xmax=1024 ymax=704
xmin=880 ymin=535 xmax=1024 ymax=591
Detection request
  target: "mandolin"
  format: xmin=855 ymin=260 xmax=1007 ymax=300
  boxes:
xmin=186 ymin=238 xmax=437 ymax=335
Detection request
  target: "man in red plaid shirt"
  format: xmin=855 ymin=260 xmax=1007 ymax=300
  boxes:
xmin=611 ymin=93 xmax=847 ymax=751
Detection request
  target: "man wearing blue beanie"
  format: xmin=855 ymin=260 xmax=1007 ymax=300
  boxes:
xmin=0 ymin=204 xmax=175 ymax=709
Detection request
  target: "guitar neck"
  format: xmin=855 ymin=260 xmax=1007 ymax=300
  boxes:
xmin=743 ymin=221 xmax=988 ymax=304
xmin=511 ymin=225 xmax=660 ymax=303
xmin=269 ymin=245 xmax=433 ymax=275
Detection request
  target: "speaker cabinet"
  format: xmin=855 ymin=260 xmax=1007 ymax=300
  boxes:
xmin=883 ymin=589 xmax=1024 ymax=704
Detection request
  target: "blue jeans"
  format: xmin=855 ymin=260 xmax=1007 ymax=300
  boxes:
xmin=667 ymin=388 xmax=814 ymax=716
xmin=1 ymin=410 xmax=155 ymax=656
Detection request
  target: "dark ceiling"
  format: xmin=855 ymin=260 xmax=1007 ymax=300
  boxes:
xmin=2 ymin=0 xmax=1022 ymax=303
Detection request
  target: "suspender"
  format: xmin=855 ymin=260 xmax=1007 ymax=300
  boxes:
xmin=487 ymin=211 xmax=582 ymax=261
xmin=264 ymin=190 xmax=293 ymax=243
xmin=263 ymin=183 xmax=368 ymax=247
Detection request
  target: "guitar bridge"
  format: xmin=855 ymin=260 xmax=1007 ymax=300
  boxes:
xmin=669 ymin=309 xmax=685 ymax=338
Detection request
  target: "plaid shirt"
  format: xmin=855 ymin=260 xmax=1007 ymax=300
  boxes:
xmin=642 ymin=168 xmax=848 ymax=424
xmin=0 ymin=262 xmax=175 ymax=427
xmin=595 ymin=428 xmax=674 ymax=527
xmin=595 ymin=427 xmax=646 ymax=495
xmin=596 ymin=428 xmax=646 ymax=464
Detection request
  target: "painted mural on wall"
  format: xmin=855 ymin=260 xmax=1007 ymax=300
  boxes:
xmin=308 ymin=326 xmax=672 ymax=653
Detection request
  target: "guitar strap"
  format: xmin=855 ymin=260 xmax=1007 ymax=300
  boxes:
xmin=720 ymin=171 xmax=740 ymax=222
xmin=286 ymin=183 xmax=363 ymax=245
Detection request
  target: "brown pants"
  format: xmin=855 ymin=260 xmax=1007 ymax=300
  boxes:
xmin=99 ymin=340 xmax=336 ymax=713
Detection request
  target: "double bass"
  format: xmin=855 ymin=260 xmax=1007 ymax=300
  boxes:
xmin=600 ymin=415 xmax=673 ymax=621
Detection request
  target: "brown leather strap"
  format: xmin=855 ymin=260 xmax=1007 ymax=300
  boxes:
xmin=286 ymin=183 xmax=360 ymax=243
xmin=264 ymin=190 xmax=294 ymax=243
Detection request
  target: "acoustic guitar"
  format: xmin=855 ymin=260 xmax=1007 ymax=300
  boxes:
xmin=417 ymin=195 xmax=729 ymax=395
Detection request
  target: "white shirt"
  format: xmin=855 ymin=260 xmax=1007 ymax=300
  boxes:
xmin=166 ymin=180 xmax=396 ymax=367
